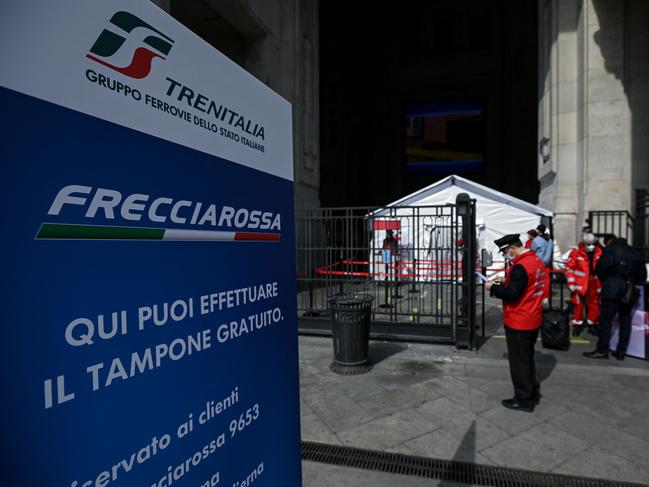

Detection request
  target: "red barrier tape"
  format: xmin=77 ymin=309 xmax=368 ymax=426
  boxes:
xmin=309 ymin=260 xmax=564 ymax=279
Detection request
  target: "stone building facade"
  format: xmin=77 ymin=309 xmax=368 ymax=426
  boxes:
xmin=538 ymin=0 xmax=649 ymax=249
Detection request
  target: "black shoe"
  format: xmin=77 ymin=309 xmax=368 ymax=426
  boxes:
xmin=587 ymin=326 xmax=598 ymax=336
xmin=611 ymin=351 xmax=626 ymax=361
xmin=582 ymin=350 xmax=609 ymax=359
xmin=533 ymin=391 xmax=541 ymax=405
xmin=571 ymin=326 xmax=583 ymax=337
xmin=502 ymin=398 xmax=535 ymax=413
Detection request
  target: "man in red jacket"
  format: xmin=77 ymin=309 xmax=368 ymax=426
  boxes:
xmin=566 ymin=233 xmax=603 ymax=336
xmin=486 ymin=234 xmax=546 ymax=413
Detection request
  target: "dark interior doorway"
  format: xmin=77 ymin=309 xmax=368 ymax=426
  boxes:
xmin=320 ymin=1 xmax=539 ymax=207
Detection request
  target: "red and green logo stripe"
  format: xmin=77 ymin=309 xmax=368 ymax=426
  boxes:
xmin=36 ymin=223 xmax=280 ymax=242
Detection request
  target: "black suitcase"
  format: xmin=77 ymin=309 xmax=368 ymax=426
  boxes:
xmin=541 ymin=309 xmax=570 ymax=351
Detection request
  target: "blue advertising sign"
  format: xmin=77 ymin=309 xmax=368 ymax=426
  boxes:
xmin=0 ymin=2 xmax=301 ymax=486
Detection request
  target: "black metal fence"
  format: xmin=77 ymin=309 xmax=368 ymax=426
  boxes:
xmin=296 ymin=199 xmax=478 ymax=346
xmin=587 ymin=210 xmax=635 ymax=244
xmin=588 ymin=191 xmax=649 ymax=259
xmin=636 ymin=189 xmax=649 ymax=260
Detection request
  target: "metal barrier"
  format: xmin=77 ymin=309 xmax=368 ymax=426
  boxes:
xmin=296 ymin=196 xmax=478 ymax=347
xmin=587 ymin=210 xmax=635 ymax=244
xmin=636 ymin=189 xmax=649 ymax=260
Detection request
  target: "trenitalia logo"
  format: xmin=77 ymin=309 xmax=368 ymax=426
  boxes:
xmin=86 ymin=11 xmax=174 ymax=79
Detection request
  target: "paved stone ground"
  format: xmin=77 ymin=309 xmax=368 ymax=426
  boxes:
xmin=299 ymin=330 xmax=649 ymax=486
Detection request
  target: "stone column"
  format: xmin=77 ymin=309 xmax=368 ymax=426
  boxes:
xmin=538 ymin=0 xmax=644 ymax=250
xmin=242 ymin=0 xmax=320 ymax=210
xmin=538 ymin=0 xmax=580 ymax=252
xmin=583 ymin=0 xmax=632 ymax=216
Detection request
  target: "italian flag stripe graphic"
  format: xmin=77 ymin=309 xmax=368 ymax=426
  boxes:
xmin=36 ymin=223 xmax=280 ymax=242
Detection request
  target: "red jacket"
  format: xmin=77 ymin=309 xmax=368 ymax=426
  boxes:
xmin=566 ymin=243 xmax=602 ymax=296
xmin=502 ymin=251 xmax=546 ymax=330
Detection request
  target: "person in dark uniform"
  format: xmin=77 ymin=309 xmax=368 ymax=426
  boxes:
xmin=583 ymin=234 xmax=647 ymax=360
xmin=486 ymin=234 xmax=546 ymax=413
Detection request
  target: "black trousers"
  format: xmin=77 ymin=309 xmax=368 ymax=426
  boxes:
xmin=597 ymin=298 xmax=633 ymax=354
xmin=504 ymin=326 xmax=540 ymax=400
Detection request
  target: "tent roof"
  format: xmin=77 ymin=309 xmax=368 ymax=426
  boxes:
xmin=374 ymin=174 xmax=553 ymax=217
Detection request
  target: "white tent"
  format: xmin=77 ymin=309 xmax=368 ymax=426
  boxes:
xmin=369 ymin=175 xmax=553 ymax=280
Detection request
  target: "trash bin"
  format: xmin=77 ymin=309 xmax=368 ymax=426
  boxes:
xmin=327 ymin=294 xmax=374 ymax=374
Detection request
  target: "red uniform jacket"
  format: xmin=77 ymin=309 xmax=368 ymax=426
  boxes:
xmin=566 ymin=243 xmax=602 ymax=296
xmin=491 ymin=250 xmax=546 ymax=330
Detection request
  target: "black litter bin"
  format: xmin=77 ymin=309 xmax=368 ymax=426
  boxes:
xmin=327 ymin=294 xmax=374 ymax=374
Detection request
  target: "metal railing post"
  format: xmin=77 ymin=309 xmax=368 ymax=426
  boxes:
xmin=456 ymin=193 xmax=476 ymax=350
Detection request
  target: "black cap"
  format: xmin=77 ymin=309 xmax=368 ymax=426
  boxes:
xmin=494 ymin=234 xmax=523 ymax=253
